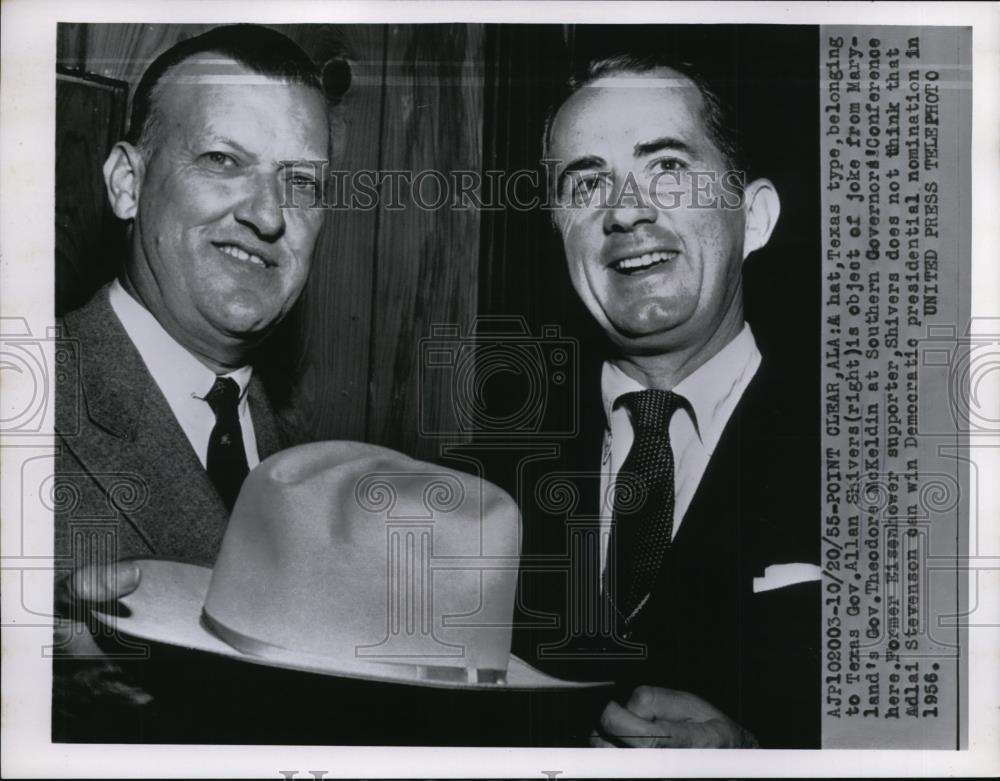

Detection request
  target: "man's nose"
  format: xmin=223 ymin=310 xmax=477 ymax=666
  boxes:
xmin=234 ymin=173 xmax=286 ymax=240
xmin=602 ymin=181 xmax=658 ymax=234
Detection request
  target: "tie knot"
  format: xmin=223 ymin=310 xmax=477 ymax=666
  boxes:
xmin=205 ymin=376 xmax=241 ymax=416
xmin=619 ymin=389 xmax=683 ymax=433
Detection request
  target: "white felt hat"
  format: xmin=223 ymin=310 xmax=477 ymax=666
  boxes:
xmin=93 ymin=441 xmax=601 ymax=690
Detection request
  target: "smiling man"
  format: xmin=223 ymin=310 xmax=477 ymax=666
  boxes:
xmin=53 ymin=24 xmax=330 ymax=739
xmin=513 ymin=53 xmax=821 ymax=748
xmin=551 ymin=71 xmax=771 ymax=378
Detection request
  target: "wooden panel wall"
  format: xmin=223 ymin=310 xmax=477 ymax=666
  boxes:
xmin=55 ymin=70 xmax=128 ymax=313
xmin=285 ymin=26 xmax=387 ymax=446
xmin=55 ymin=23 xmax=485 ymax=462
xmin=368 ymin=25 xmax=485 ymax=458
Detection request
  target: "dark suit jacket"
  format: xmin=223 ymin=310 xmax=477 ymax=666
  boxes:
xmin=53 ymin=284 xmax=298 ymax=741
xmin=495 ymin=355 xmax=821 ymax=748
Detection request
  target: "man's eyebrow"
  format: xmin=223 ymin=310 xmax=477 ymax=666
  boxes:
xmin=633 ymin=136 xmax=696 ymax=159
xmin=556 ymin=155 xmax=607 ymax=194
xmin=212 ymin=136 xmax=255 ymax=161
xmin=277 ymin=159 xmax=322 ymax=172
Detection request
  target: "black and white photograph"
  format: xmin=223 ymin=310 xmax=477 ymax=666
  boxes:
xmin=1 ymin=1 xmax=997 ymax=777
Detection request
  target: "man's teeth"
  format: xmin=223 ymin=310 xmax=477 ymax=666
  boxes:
xmin=219 ymin=244 xmax=267 ymax=267
xmin=614 ymin=251 xmax=675 ymax=272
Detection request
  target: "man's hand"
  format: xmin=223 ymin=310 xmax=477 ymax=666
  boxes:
xmin=590 ymin=686 xmax=759 ymax=748
xmin=54 ymin=560 xmax=142 ymax=651
xmin=53 ymin=561 xmax=152 ymax=710
xmin=60 ymin=560 xmax=142 ymax=607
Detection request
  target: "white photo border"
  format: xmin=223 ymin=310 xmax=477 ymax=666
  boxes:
xmin=2 ymin=1 xmax=997 ymax=777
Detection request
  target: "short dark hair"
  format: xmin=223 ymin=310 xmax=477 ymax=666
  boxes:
xmin=126 ymin=24 xmax=324 ymax=152
xmin=543 ymin=53 xmax=745 ymax=177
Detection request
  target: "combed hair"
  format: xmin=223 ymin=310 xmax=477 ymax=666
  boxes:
xmin=543 ymin=52 xmax=745 ymax=177
xmin=126 ymin=24 xmax=324 ymax=152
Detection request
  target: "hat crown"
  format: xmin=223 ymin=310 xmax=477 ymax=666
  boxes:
xmin=203 ymin=441 xmax=520 ymax=681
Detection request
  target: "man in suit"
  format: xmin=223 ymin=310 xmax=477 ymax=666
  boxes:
xmin=510 ymin=53 xmax=820 ymax=747
xmin=53 ymin=24 xmax=331 ymax=738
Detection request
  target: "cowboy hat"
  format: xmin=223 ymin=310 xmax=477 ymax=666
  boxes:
xmin=93 ymin=441 xmax=604 ymax=690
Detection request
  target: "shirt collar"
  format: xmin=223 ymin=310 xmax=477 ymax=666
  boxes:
xmin=108 ymin=279 xmax=253 ymax=402
xmin=600 ymin=323 xmax=761 ymax=442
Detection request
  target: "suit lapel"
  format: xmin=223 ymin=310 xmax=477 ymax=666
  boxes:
xmin=669 ymin=359 xmax=819 ymax=568
xmin=129 ymin=382 xmax=230 ymax=562
xmin=638 ymin=359 xmax=817 ymax=631
xmin=248 ymin=376 xmax=285 ymax=460
xmin=60 ymin=287 xmax=230 ymax=565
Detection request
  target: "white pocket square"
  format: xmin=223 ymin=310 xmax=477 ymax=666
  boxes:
xmin=753 ymin=563 xmax=822 ymax=594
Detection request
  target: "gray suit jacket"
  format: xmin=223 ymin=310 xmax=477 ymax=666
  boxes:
xmin=55 ymin=284 xmax=290 ymax=569
xmin=53 ymin=285 xmax=303 ymax=741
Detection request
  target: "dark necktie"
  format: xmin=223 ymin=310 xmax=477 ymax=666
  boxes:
xmin=604 ymin=389 xmax=684 ymax=631
xmin=205 ymin=376 xmax=249 ymax=511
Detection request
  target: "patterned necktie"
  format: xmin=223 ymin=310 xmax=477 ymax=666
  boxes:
xmin=205 ymin=376 xmax=249 ymax=511
xmin=604 ymin=389 xmax=684 ymax=630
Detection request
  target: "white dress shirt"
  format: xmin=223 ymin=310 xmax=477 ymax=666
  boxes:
xmin=598 ymin=323 xmax=761 ymax=578
xmin=108 ymin=280 xmax=260 ymax=469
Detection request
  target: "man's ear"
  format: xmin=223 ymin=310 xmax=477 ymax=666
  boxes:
xmin=102 ymin=142 xmax=145 ymax=220
xmin=741 ymin=177 xmax=781 ymax=259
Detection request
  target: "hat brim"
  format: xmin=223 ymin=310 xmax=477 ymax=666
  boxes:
xmin=91 ymin=558 xmax=607 ymax=692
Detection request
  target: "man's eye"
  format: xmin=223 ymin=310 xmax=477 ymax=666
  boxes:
xmin=654 ymin=157 xmax=688 ymax=173
xmin=288 ymin=174 xmax=318 ymax=189
xmin=202 ymin=151 xmax=238 ymax=169
xmin=570 ymin=173 xmax=610 ymax=204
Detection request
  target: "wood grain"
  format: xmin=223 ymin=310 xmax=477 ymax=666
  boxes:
xmin=56 ymin=22 xmax=214 ymax=83
xmin=367 ymin=24 xmax=485 ymax=461
xmin=280 ymin=25 xmax=387 ymax=442
xmin=54 ymin=70 xmax=128 ymax=314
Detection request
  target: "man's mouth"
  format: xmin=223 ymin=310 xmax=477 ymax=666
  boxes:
xmin=608 ymin=250 xmax=678 ymax=275
xmin=214 ymin=242 xmax=274 ymax=269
